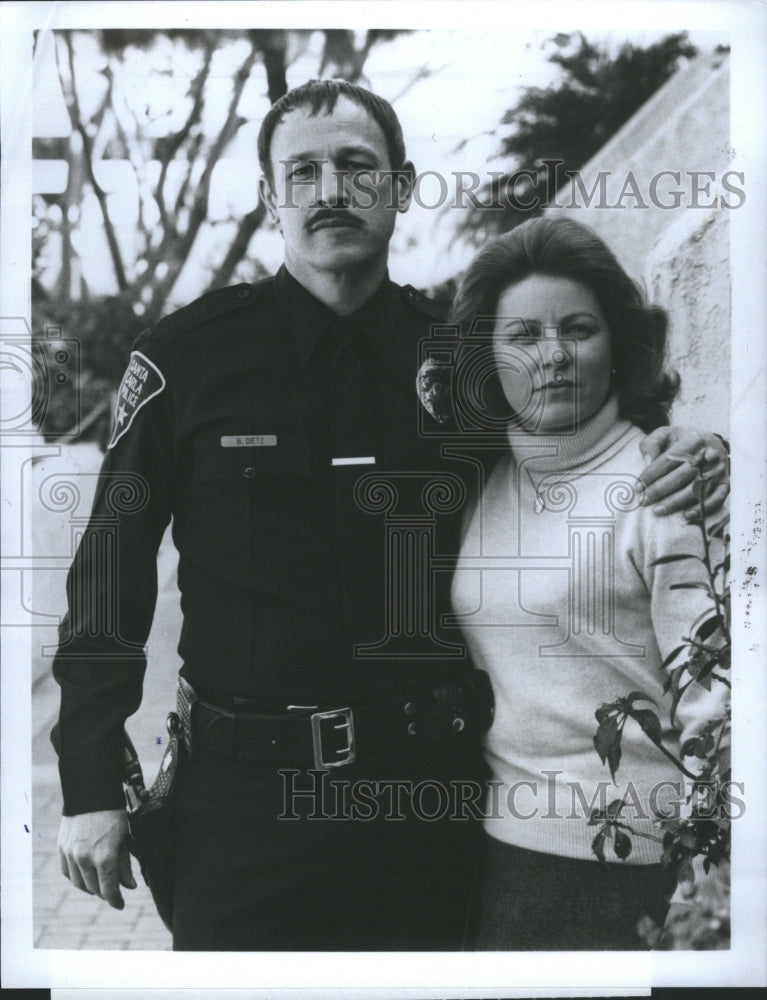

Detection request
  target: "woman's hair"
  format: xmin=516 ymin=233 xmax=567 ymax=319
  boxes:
xmin=449 ymin=216 xmax=680 ymax=432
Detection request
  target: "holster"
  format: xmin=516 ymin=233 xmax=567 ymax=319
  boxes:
xmin=122 ymin=679 xmax=196 ymax=932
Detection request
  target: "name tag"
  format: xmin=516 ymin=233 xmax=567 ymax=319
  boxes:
xmin=221 ymin=435 xmax=277 ymax=448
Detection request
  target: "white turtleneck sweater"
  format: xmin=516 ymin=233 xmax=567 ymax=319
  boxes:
xmin=451 ymin=397 xmax=727 ymax=865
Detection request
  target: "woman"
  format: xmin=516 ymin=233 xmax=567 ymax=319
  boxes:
xmin=447 ymin=217 xmax=728 ymax=950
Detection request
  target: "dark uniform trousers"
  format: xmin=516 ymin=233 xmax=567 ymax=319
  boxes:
xmin=172 ymin=745 xmax=484 ymax=951
xmin=52 ymin=266 xmax=486 ymax=950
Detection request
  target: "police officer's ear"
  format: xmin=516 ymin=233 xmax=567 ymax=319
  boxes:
xmin=258 ymin=174 xmax=282 ymax=231
xmin=394 ymin=160 xmax=416 ymax=214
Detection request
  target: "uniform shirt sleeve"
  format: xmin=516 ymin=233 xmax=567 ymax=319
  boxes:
xmin=51 ymin=345 xmax=175 ymax=815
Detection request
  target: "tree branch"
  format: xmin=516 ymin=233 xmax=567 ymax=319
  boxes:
xmin=155 ymin=41 xmax=214 ymax=233
xmin=56 ymin=31 xmax=128 ymax=292
xmin=144 ymin=41 xmax=260 ymax=321
xmin=207 ymin=202 xmax=268 ymax=290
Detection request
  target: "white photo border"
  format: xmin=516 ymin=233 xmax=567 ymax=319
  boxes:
xmin=2 ymin=0 xmax=765 ymax=992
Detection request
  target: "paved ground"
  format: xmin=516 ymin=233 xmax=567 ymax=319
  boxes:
xmin=31 ymin=445 xmax=181 ymax=950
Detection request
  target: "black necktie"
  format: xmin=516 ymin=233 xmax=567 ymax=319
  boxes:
xmin=327 ymin=315 xmax=381 ymax=462
xmin=326 ymin=315 xmax=385 ymax=651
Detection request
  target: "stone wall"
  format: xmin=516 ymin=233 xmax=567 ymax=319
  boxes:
xmin=547 ymin=50 xmax=731 ymax=433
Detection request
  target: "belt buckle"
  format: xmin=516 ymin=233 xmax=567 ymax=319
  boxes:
xmin=310 ymin=707 xmax=356 ymax=770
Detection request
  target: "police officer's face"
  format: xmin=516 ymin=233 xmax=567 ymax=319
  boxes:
xmin=259 ymin=97 xmax=413 ymax=277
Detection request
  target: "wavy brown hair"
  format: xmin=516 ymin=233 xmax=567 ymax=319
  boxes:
xmin=449 ymin=217 xmax=680 ymax=432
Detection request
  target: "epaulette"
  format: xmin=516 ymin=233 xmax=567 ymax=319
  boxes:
xmin=400 ymin=284 xmax=447 ymax=322
xmin=133 ymin=281 xmax=266 ymax=354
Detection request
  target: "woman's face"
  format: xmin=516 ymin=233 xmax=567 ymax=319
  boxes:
xmin=492 ymin=273 xmax=613 ymax=432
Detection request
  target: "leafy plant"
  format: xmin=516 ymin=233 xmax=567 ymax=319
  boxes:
xmin=589 ymin=454 xmax=731 ymax=948
xmin=456 ymin=31 xmax=700 ymax=240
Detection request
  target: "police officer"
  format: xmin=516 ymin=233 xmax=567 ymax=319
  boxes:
xmin=53 ymin=79 xmax=728 ymax=951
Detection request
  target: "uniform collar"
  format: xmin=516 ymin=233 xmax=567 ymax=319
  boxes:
xmin=275 ymin=265 xmax=394 ymax=366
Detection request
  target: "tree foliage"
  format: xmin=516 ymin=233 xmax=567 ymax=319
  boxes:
xmin=458 ymin=31 xmax=698 ymax=241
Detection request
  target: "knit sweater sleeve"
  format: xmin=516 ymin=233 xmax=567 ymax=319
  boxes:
xmin=629 ymin=499 xmax=730 ymax=907
xmin=630 ymin=502 xmax=729 ymax=751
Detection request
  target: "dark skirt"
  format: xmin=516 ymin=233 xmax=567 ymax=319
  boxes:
xmin=470 ymin=832 xmax=672 ymax=950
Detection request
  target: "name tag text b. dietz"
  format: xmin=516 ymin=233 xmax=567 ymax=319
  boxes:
xmin=220 ymin=435 xmax=278 ymax=448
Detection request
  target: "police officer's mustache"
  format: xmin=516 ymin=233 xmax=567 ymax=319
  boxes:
xmin=307 ymin=208 xmax=362 ymax=231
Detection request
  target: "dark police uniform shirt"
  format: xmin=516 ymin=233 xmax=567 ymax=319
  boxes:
xmin=53 ymin=266 xmax=474 ymax=815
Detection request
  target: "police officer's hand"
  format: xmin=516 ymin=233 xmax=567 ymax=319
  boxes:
xmin=58 ymin=809 xmax=137 ymax=909
xmin=639 ymin=427 xmax=729 ymax=517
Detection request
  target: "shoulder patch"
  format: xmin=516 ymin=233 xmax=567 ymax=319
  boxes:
xmin=133 ymin=282 xmax=265 ymax=354
xmin=107 ymin=351 xmax=166 ymax=450
xmin=400 ymin=285 xmax=447 ymax=322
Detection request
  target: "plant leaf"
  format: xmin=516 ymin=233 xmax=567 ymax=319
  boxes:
xmin=707 ymin=516 xmax=730 ymax=539
xmin=624 ymin=690 xmax=658 ymax=708
xmin=593 ymin=715 xmax=619 ymax=767
xmin=649 ymin=553 xmax=703 ymax=566
xmin=606 ymin=738 xmax=622 ymax=783
xmin=614 ymin=829 xmax=633 ymax=860
xmin=660 ymin=644 xmax=686 ymax=670
xmin=669 ymin=582 xmax=714 ymax=596
xmin=680 ymin=829 xmax=698 ymax=851
xmin=693 ymin=614 xmax=720 ymax=643
xmin=681 ymin=735 xmax=706 ymax=758
xmin=714 ymin=554 xmax=730 ymax=576
xmin=591 ymin=829 xmax=606 ymax=863
xmin=632 ymin=707 xmax=663 ymax=746
xmin=595 ymin=703 xmax=612 ymax=724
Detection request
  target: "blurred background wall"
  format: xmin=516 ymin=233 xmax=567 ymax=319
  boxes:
xmin=548 ymin=49 xmax=731 ymax=431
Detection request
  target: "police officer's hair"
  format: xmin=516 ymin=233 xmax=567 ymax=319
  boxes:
xmin=450 ymin=217 xmax=680 ymax=434
xmin=258 ymin=79 xmax=408 ymax=183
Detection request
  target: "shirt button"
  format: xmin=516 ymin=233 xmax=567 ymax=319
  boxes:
xmin=243 ymin=466 xmax=256 ymax=478
xmin=236 ymin=287 xmax=250 ymax=299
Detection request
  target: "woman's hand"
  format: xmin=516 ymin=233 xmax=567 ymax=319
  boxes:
xmin=639 ymin=427 xmax=729 ymax=517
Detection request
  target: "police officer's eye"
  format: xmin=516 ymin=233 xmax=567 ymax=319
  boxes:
xmin=345 ymin=160 xmax=376 ymax=174
xmin=290 ymin=163 xmax=315 ymax=179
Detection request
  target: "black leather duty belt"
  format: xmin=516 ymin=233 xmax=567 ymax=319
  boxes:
xmin=185 ymin=672 xmax=494 ymax=771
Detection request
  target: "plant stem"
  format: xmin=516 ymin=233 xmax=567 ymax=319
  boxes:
xmin=654 ymin=739 xmax=698 ymax=779
xmin=696 ymin=480 xmax=731 ymax=645
xmin=613 ymin=821 xmax=664 ymax=845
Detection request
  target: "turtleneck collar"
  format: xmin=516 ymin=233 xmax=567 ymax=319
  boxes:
xmin=507 ymin=395 xmax=632 ymax=472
